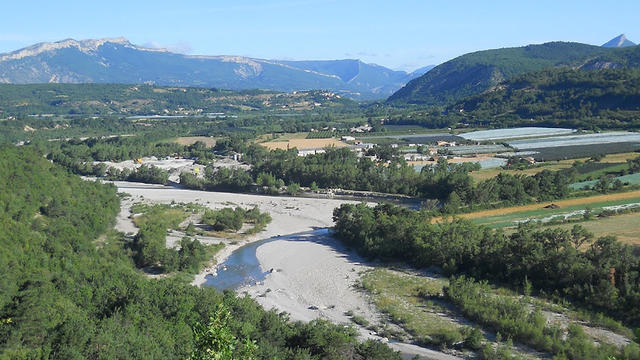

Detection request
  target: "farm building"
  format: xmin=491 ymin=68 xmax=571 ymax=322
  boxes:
xmin=403 ymin=153 xmax=432 ymax=161
xmin=297 ymin=149 xmax=327 ymax=157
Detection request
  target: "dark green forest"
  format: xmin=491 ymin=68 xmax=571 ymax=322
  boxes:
xmin=383 ymin=68 xmax=640 ymax=130
xmin=0 ymin=146 xmax=401 ymax=359
xmin=387 ymin=42 xmax=640 ymax=107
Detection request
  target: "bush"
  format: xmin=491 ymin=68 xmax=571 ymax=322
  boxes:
xmin=463 ymin=327 xmax=484 ymax=350
xmin=202 ymin=207 xmax=271 ymax=234
xmin=133 ymin=221 xmax=167 ymax=267
xmin=286 ymin=182 xmax=301 ymax=195
xmin=202 ymin=207 xmax=244 ymax=231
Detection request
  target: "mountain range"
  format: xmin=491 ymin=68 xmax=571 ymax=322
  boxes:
xmin=0 ymin=38 xmax=432 ymax=100
xmin=1 ymin=34 xmax=636 ymax=105
xmin=388 ymin=35 xmax=638 ymax=105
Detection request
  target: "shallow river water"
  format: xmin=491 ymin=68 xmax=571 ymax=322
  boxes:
xmin=203 ymin=229 xmax=329 ymax=290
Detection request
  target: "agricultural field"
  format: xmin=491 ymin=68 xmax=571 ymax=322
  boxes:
xmin=598 ymin=152 xmax=640 ymax=163
xmin=306 ymin=130 xmax=340 ymax=139
xmin=571 ymin=172 xmax=640 ymax=190
xmin=447 ymin=144 xmax=510 ymax=155
xmin=451 ymin=190 xmax=640 ymax=228
xmin=470 ymin=160 xmax=575 ymax=181
xmin=261 ymin=132 xmax=310 ymax=142
xmin=569 ymin=161 xmax=629 ymax=179
xmin=259 ymin=138 xmax=348 ymax=150
xmin=174 ymin=136 xmax=218 ymax=147
xmin=382 ymin=124 xmax=437 ymax=132
xmin=549 ymin=213 xmax=640 ymax=246
xmin=530 ymin=142 xmax=640 ymax=161
xmin=356 ymin=132 xmax=462 ymax=143
xmin=470 ymin=152 xmax=640 ymax=182
xmin=460 ymin=127 xmax=575 ymax=141
xmin=509 ymin=132 xmax=640 ymax=150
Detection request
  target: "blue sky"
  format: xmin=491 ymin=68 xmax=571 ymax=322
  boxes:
xmin=1 ymin=0 xmax=638 ymax=71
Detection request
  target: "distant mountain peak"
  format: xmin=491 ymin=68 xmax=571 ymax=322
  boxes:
xmin=602 ymin=34 xmax=636 ymax=48
xmin=0 ymin=37 xmax=169 ymax=62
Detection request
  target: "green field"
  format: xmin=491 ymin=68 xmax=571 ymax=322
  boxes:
xmin=548 ymin=213 xmax=640 ymax=246
xmin=468 ymin=194 xmax=640 ymax=229
xmin=471 ymin=152 xmax=640 ymax=182
xmin=570 ymin=172 xmax=640 ymax=190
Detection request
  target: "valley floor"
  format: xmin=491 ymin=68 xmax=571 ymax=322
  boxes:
xmin=110 ymin=180 xmax=635 ymax=359
xmin=111 ymin=181 xmax=462 ymax=360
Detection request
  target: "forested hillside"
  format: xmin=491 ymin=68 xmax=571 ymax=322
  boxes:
xmin=451 ymin=68 xmax=640 ymax=129
xmin=388 ymin=42 xmax=609 ymax=105
xmin=388 ymin=41 xmax=640 ymax=106
xmin=0 ymin=146 xmax=400 ymax=359
xmin=581 ymin=44 xmax=640 ymax=70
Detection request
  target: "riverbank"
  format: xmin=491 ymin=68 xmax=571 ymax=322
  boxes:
xmin=110 ymin=181 xmax=360 ymax=286
xmin=111 ymin=181 xmax=460 ymax=359
xmin=235 ymin=231 xmax=461 ymax=360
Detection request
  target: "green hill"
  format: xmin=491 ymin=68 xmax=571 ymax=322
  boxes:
xmin=451 ymin=68 xmax=640 ymax=129
xmin=387 ymin=42 xmax=634 ymax=105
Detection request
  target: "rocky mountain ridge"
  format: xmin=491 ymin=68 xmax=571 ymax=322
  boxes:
xmin=0 ymin=38 xmax=432 ymax=100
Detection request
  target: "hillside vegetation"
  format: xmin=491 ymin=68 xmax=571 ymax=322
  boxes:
xmin=388 ymin=41 xmax=638 ymax=105
xmin=451 ymin=68 xmax=640 ymax=129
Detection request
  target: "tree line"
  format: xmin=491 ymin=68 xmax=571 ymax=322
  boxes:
xmin=49 ymin=135 xmax=576 ymax=211
xmin=184 ymin=141 xmax=574 ymax=211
